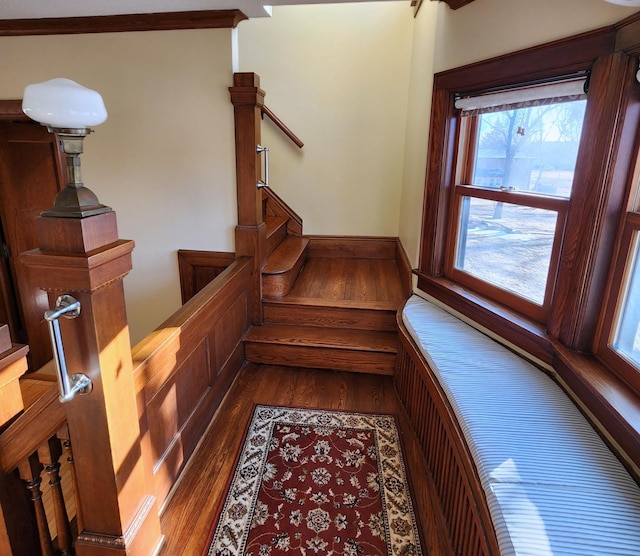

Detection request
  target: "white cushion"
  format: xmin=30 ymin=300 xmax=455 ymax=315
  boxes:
xmin=402 ymin=294 xmax=640 ymax=555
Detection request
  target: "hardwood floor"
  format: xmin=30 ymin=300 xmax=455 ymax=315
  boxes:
xmin=288 ymin=257 xmax=405 ymax=304
xmin=158 ymin=364 xmax=453 ymax=555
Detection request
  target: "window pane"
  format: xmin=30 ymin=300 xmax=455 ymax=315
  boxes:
xmin=613 ymin=233 xmax=640 ymax=369
xmin=472 ymin=100 xmax=586 ymax=198
xmin=455 ymin=197 xmax=557 ymax=304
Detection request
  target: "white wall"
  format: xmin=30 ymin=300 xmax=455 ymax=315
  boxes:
xmin=433 ymin=0 xmax=637 ymax=72
xmin=0 ymin=29 xmax=236 ymax=344
xmin=237 ymin=3 xmax=414 ymax=236
xmin=398 ymin=0 xmax=439 ymax=267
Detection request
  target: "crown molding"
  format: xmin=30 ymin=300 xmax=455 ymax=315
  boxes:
xmin=0 ymin=9 xmax=247 ymax=37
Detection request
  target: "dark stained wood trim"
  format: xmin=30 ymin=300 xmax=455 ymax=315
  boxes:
xmin=615 ymin=11 xmax=640 ymax=55
xmin=434 ymin=28 xmax=616 ymax=94
xmin=262 ymin=187 xmax=303 ymax=236
xmin=549 ymin=52 xmax=639 ymax=350
xmin=394 ymin=239 xmax=413 ymax=299
xmin=230 ymin=72 xmax=267 ymax=324
xmin=0 ymin=100 xmax=28 ymax=121
xmin=0 ymin=9 xmax=247 ymax=37
xmin=306 ymin=236 xmax=399 ymax=260
xmin=0 ymin=384 xmax=62 ymax=473
xmin=261 ymin=105 xmax=304 ymax=149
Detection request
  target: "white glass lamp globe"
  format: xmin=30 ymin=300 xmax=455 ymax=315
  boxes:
xmin=603 ymin=0 xmax=640 ymax=6
xmin=22 ymin=78 xmax=107 ymax=129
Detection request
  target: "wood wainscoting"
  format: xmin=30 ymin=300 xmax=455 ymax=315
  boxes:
xmin=132 ymin=256 xmax=254 ymax=507
xmin=395 ymin=311 xmax=500 ymax=556
xmin=177 ymin=250 xmax=236 ymax=304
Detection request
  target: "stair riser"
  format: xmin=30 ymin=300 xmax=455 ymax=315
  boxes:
xmin=266 ymin=219 xmax=288 ymax=256
xmin=245 ymin=343 xmax=395 ymax=375
xmin=263 ymin=256 xmax=306 ymax=299
xmin=263 ymin=304 xmax=396 ymax=332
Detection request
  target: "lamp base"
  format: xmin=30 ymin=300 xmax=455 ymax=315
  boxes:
xmin=41 ymin=184 xmax=112 ymax=219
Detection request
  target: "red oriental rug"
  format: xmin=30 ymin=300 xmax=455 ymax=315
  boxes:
xmin=205 ymin=405 xmax=423 ymax=556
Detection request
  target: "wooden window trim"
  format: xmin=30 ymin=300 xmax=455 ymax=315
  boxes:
xmin=597 ymin=215 xmax=640 ymax=393
xmin=418 ymin=13 xmax=640 ymax=468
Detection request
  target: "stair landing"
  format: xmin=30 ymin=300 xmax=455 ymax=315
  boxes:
xmin=286 ymin=256 xmax=405 ymax=305
xmin=247 ymin=251 xmax=407 ymax=375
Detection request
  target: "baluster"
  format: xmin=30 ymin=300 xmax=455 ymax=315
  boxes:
xmin=39 ymin=435 xmax=73 ymax=555
xmin=18 ymin=453 xmax=54 ymax=556
xmin=58 ymin=424 xmax=83 ymax=534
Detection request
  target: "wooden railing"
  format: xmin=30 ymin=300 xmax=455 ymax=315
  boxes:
xmin=0 ymin=385 xmax=71 ymax=555
xmin=132 ymin=256 xmax=254 ymax=506
xmin=0 ymin=256 xmax=254 ymax=554
xmin=261 ymin=105 xmax=304 ymax=148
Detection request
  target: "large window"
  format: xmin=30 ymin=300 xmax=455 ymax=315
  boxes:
xmin=446 ymin=80 xmax=587 ymax=321
xmin=417 ymin=17 xmax=640 ymax=463
xmin=598 ymin=155 xmax=640 ymax=392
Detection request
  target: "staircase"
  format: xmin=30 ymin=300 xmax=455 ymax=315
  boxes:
xmin=244 ymin=189 xmax=407 ymax=375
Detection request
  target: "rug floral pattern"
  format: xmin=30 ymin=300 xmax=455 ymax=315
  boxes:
xmin=206 ymin=405 xmax=422 ymax=555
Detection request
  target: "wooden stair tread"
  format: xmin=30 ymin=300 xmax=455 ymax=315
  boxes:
xmin=264 ymin=237 xmax=309 ymax=275
xmin=245 ymin=324 xmax=397 ymax=353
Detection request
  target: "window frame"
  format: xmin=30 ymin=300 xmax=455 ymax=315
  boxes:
xmin=443 ymin=105 xmax=577 ymax=321
xmin=416 ymin=12 xmax=640 ymax=482
xmin=596 ymin=150 xmax=640 ymax=393
xmin=417 ymin=28 xmax=637 ymax=364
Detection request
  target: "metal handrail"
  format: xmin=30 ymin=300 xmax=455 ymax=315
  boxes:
xmin=44 ymin=295 xmax=92 ymax=403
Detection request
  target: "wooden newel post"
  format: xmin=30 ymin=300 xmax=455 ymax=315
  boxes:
xmin=21 ymin=211 xmax=163 ymax=555
xmin=229 ymin=72 xmax=267 ymax=324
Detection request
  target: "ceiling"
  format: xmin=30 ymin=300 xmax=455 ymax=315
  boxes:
xmin=0 ymin=0 xmax=419 ymax=20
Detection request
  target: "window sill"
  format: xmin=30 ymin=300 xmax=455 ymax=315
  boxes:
xmin=415 ymin=272 xmax=640 ymax=480
xmin=415 ymin=273 xmax=553 ymax=364
xmin=553 ymin=344 xmax=640 ymax=480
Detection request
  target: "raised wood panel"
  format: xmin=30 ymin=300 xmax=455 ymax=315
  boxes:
xmin=177 ymin=250 xmax=235 ymax=304
xmin=214 ymin=293 xmax=248 ymax=373
xmin=146 ymin=337 xmax=211 ymax=465
xmin=133 ymin=257 xmax=253 ymax=507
